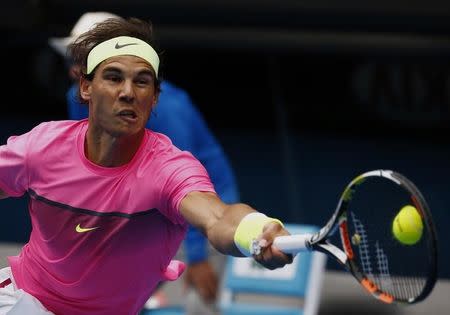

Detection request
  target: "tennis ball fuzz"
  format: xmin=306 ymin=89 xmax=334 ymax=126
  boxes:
xmin=392 ymin=205 xmax=423 ymax=245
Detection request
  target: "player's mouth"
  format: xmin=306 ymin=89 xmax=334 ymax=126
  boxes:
xmin=117 ymin=110 xmax=138 ymax=123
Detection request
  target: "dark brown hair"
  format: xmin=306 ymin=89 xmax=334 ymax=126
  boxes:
xmin=68 ymin=17 xmax=162 ymax=92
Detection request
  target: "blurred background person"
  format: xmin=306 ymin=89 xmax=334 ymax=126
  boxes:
xmin=49 ymin=11 xmax=240 ymax=314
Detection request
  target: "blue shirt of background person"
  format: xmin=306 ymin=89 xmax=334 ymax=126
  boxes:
xmin=66 ymin=81 xmax=240 ymax=264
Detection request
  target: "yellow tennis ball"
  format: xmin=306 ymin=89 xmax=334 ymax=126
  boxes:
xmin=392 ymin=205 xmax=423 ymax=245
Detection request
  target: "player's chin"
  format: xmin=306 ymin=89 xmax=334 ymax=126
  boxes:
xmin=117 ymin=117 xmax=145 ymax=130
xmin=110 ymin=123 xmax=145 ymax=138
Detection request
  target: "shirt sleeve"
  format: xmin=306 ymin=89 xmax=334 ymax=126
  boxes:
xmin=0 ymin=131 xmax=32 ymax=197
xmin=158 ymin=150 xmax=216 ymax=225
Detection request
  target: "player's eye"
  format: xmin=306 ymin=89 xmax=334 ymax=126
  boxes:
xmin=102 ymin=68 xmax=123 ymax=83
xmin=135 ymin=76 xmax=152 ymax=86
xmin=107 ymin=75 xmax=122 ymax=82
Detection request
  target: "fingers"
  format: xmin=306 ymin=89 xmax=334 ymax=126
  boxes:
xmin=253 ymin=222 xmax=293 ymax=269
xmin=254 ymin=243 xmax=293 ymax=269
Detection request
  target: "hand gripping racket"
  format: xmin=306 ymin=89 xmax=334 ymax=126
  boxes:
xmin=267 ymin=170 xmax=438 ymax=304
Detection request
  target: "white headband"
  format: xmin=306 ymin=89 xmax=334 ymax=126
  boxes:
xmin=87 ymin=36 xmax=159 ymax=77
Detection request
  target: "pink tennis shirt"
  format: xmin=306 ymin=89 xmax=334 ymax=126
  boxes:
xmin=0 ymin=120 xmax=216 ymax=315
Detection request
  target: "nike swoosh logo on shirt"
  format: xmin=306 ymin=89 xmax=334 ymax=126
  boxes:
xmin=75 ymin=224 xmax=99 ymax=233
xmin=115 ymin=42 xmax=138 ymax=49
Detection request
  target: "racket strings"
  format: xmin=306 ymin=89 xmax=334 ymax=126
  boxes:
xmin=376 ymin=275 xmax=426 ymax=301
xmin=345 ymin=176 xmax=434 ymax=303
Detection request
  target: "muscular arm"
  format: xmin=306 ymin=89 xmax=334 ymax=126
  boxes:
xmin=180 ymin=191 xmax=252 ymax=256
xmin=180 ymin=191 xmax=292 ymax=269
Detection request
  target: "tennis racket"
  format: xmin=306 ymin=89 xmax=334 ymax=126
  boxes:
xmin=263 ymin=170 xmax=438 ymax=304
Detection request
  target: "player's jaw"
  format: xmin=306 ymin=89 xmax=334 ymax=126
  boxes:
xmin=83 ymin=56 xmax=157 ymax=137
xmin=112 ymin=103 xmax=151 ymax=135
xmin=88 ymin=89 xmax=153 ymax=136
xmin=93 ymin=98 xmax=148 ymax=136
xmin=88 ymin=97 xmax=152 ymax=138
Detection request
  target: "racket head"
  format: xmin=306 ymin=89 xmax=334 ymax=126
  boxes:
xmin=335 ymin=170 xmax=438 ymax=304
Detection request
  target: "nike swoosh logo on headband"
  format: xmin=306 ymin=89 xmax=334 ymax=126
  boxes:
xmin=115 ymin=42 xmax=138 ymax=49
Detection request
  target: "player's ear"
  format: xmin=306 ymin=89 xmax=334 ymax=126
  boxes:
xmin=79 ymin=77 xmax=91 ymax=102
xmin=152 ymin=92 xmax=159 ymax=107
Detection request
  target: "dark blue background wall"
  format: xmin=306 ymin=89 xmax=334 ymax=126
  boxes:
xmin=1 ymin=2 xmax=449 ymax=278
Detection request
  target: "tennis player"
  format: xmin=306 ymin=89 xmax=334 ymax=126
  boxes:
xmin=0 ymin=16 xmax=292 ymax=315
xmin=50 ymin=11 xmax=239 ymax=311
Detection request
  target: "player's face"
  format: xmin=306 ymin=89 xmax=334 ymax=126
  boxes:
xmin=80 ymin=55 xmax=158 ymax=137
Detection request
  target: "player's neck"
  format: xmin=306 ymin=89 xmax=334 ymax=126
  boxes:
xmin=84 ymin=128 xmax=145 ymax=167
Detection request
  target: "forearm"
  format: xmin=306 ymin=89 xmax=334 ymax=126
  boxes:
xmin=180 ymin=192 xmax=257 ymax=256
xmin=180 ymin=191 xmax=292 ymax=270
xmin=206 ymin=202 xmax=257 ymax=257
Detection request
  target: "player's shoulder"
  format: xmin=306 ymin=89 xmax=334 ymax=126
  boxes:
xmin=145 ymin=130 xmax=198 ymax=162
xmin=30 ymin=120 xmax=85 ymax=138
xmin=24 ymin=120 xmax=85 ymax=152
xmin=147 ymin=130 xmax=179 ymax=153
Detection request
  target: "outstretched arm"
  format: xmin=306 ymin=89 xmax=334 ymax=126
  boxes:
xmin=179 ymin=191 xmax=292 ymax=269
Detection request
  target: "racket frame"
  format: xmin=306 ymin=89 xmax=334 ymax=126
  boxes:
xmin=273 ymin=169 xmax=438 ymax=304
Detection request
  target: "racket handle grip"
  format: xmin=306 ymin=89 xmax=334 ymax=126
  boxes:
xmin=273 ymin=234 xmax=313 ymax=254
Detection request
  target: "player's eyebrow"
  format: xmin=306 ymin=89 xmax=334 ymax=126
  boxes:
xmin=101 ymin=66 xmax=155 ymax=79
xmin=101 ymin=66 xmax=122 ymax=75
xmin=136 ymin=69 xmax=155 ymax=79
